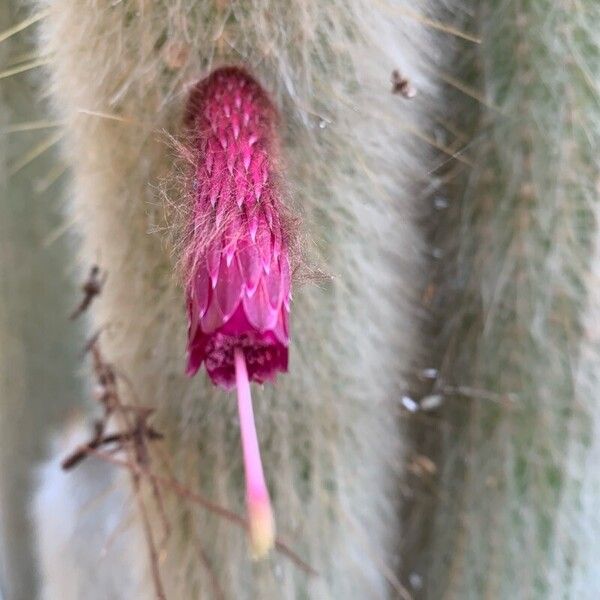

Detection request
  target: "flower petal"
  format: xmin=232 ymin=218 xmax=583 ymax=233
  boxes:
xmin=193 ymin=267 xmax=211 ymax=319
xmin=243 ymin=280 xmax=278 ymax=332
xmin=281 ymin=254 xmax=291 ymax=311
xmin=237 ymin=234 xmax=261 ymax=295
xmin=200 ymin=291 xmax=225 ymax=334
xmin=214 ymin=255 xmax=244 ymax=321
xmin=273 ymin=308 xmax=289 ymax=346
xmin=264 ymin=254 xmax=281 ymax=310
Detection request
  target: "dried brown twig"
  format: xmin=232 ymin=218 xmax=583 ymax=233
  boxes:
xmin=85 ymin=447 xmax=318 ymax=577
xmin=391 ymin=69 xmax=417 ymax=99
xmin=70 ymin=265 xmax=106 ymax=320
xmin=62 ymin=326 xmax=316 ymax=599
xmin=62 ymin=334 xmax=168 ymax=599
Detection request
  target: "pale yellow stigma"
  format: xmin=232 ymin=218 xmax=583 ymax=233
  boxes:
xmin=248 ymin=499 xmax=275 ymax=560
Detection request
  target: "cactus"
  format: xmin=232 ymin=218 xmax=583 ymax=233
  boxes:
xmin=25 ymin=1 xmax=600 ymax=597
xmin=0 ymin=3 xmax=83 ymax=598
xmin=32 ymin=1 xmax=447 ymax=597
xmin=553 ymin=220 xmax=600 ymax=597
xmin=405 ymin=1 xmax=600 ymax=597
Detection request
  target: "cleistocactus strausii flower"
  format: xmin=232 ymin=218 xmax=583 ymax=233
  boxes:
xmin=184 ymin=67 xmax=292 ymax=558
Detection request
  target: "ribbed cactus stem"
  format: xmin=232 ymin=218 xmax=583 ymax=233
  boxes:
xmin=33 ymin=1 xmax=439 ymax=597
xmin=413 ymin=1 xmax=600 ymax=597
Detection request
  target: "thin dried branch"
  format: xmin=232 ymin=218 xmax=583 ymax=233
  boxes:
xmin=62 ymin=328 xmax=316 ymax=598
xmin=70 ymin=265 xmax=106 ymax=320
xmin=86 ymin=447 xmax=317 ymax=577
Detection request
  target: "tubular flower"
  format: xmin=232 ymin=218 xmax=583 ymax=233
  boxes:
xmin=184 ymin=67 xmax=291 ymax=558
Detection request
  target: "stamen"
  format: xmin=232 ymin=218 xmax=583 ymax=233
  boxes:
xmin=234 ymin=347 xmax=275 ymax=559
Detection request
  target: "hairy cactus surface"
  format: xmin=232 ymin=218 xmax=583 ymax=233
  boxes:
xmin=0 ymin=3 xmax=83 ymax=598
xmin=32 ymin=1 xmax=446 ymax=598
xmin=554 ymin=220 xmax=600 ymax=598
xmin=404 ymin=1 xmax=600 ymax=597
xmin=4 ymin=1 xmax=597 ymax=598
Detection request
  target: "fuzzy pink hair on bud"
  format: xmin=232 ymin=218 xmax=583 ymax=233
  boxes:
xmin=184 ymin=66 xmax=291 ymax=389
xmin=184 ymin=66 xmax=292 ymax=558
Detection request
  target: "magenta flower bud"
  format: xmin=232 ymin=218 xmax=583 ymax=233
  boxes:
xmin=184 ymin=67 xmax=292 ymax=557
xmin=184 ymin=66 xmax=291 ymax=389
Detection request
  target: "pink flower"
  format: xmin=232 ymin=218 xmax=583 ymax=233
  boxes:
xmin=184 ymin=67 xmax=291 ymax=388
xmin=184 ymin=67 xmax=292 ymax=557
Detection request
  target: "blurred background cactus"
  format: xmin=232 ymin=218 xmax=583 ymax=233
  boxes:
xmin=403 ymin=1 xmax=600 ymax=598
xmin=0 ymin=1 xmax=599 ymax=599
xmin=0 ymin=2 xmax=83 ymax=598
